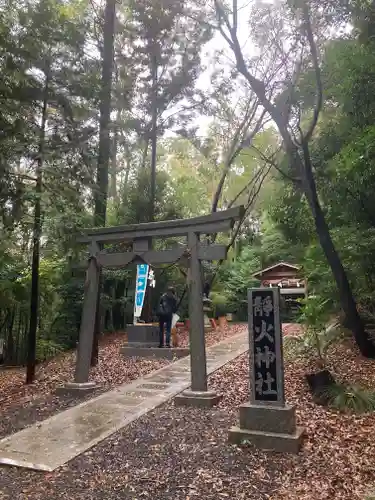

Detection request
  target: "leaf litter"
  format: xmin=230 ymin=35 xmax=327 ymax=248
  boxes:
xmin=0 ymin=326 xmax=374 ymax=499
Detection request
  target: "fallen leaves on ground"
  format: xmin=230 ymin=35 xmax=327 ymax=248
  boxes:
xmin=0 ymin=324 xmax=241 ymax=438
xmin=1 ymin=326 xmax=375 ymax=499
xmin=0 ymin=333 xmax=167 ymax=412
xmin=0 ymin=333 xmax=169 ymax=438
xmin=282 ymin=323 xmax=304 ymax=337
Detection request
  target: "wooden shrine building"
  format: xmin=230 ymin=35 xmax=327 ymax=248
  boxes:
xmin=253 ymin=262 xmax=307 ymax=319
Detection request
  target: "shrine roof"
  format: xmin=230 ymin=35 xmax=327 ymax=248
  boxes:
xmin=253 ymin=262 xmax=301 ymax=279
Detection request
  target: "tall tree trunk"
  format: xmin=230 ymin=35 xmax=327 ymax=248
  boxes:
xmin=109 ymin=109 xmax=120 ymax=202
xmin=140 ymin=51 xmax=158 ymax=324
xmin=26 ymin=62 xmax=50 ymax=384
xmin=91 ymin=0 xmax=116 ymax=366
xmin=300 ymin=142 xmax=375 ymax=358
xmin=109 ymin=124 xmax=118 ymax=201
xmin=149 ymin=51 xmax=158 ymax=223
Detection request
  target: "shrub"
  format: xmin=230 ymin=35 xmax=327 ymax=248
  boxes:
xmin=323 ymin=383 xmax=375 ymax=413
xmin=298 ymin=295 xmax=336 ymax=366
xmin=210 ymin=291 xmax=229 ymax=318
xmin=36 ymin=339 xmax=63 ymax=362
xmin=285 ymin=322 xmax=348 ymax=362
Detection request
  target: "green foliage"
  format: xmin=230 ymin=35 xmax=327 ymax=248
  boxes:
xmin=3 ymin=0 xmax=375 ymax=370
xmin=36 ymin=338 xmax=63 ymax=362
xmin=284 ymin=295 xmax=349 ymax=363
xmin=210 ymin=291 xmax=230 ymax=318
xmin=214 ymin=247 xmax=261 ymax=320
xmin=116 ymin=167 xmax=184 ymax=224
xmin=288 ymin=321 xmax=349 ymax=363
xmin=323 ymin=383 xmax=375 ymax=413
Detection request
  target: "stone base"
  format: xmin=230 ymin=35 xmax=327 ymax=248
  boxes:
xmin=126 ymin=324 xmax=159 ymax=347
xmin=120 ymin=347 xmax=190 ymax=360
xmin=174 ymin=390 xmax=222 ymax=408
xmin=229 ymin=403 xmax=304 ymax=454
xmin=55 ymin=381 xmax=98 ymax=396
xmin=239 ymin=403 xmax=297 ymax=434
xmin=228 ymin=426 xmax=304 ymax=453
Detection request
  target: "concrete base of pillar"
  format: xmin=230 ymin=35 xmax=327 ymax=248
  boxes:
xmin=55 ymin=381 xmax=98 ymax=396
xmin=228 ymin=403 xmax=304 ymax=454
xmin=174 ymin=390 xmax=222 ymax=408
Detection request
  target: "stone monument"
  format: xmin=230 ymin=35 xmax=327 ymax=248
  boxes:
xmin=229 ymin=287 xmax=304 ymax=453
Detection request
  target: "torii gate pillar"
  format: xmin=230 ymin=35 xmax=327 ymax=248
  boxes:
xmin=174 ymin=231 xmax=220 ymax=407
xmin=57 ymin=207 xmax=244 ymax=398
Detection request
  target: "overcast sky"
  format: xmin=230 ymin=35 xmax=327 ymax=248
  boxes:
xmin=189 ymin=0 xmax=256 ymax=135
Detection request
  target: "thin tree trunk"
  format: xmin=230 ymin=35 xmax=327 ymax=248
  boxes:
xmin=26 ymin=63 xmax=50 ymax=384
xmin=91 ymin=0 xmax=116 ymax=366
xmin=300 ymin=142 xmax=375 ymax=358
xmin=15 ymin=310 xmax=21 ymax=365
xmin=6 ymin=308 xmax=15 ymax=364
xmin=141 ymin=140 xmax=149 ymax=170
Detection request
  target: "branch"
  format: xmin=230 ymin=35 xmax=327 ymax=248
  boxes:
xmin=233 ymin=0 xmax=238 ymax=33
xmin=209 ymin=162 xmax=271 ymax=286
xmin=214 ymin=0 xmax=235 ymax=48
xmin=227 ymin=162 xmax=268 ymax=208
xmin=251 ymin=144 xmax=301 ymax=184
xmin=302 ymin=2 xmax=323 ymax=143
xmin=229 ymin=162 xmax=271 ymax=244
xmin=213 ymin=0 xmax=298 ymax=153
xmin=211 ymin=101 xmax=264 ymax=213
xmin=7 ymin=172 xmax=37 ymax=183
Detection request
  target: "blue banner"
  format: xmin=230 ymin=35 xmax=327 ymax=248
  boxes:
xmin=134 ymin=264 xmax=149 ymax=320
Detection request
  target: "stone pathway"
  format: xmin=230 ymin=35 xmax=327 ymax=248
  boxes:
xmin=0 ymin=330 xmax=248 ymax=472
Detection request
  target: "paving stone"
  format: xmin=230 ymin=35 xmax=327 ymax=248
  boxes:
xmin=138 ymin=383 xmax=170 ymax=390
xmin=0 ymin=331 xmax=248 ymax=472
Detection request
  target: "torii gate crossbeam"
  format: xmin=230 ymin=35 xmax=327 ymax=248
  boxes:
xmin=62 ymin=206 xmax=244 ymax=407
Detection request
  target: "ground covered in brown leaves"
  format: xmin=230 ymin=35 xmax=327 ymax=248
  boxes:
xmin=1 ymin=330 xmax=375 ymax=499
xmin=0 ymin=325 xmax=241 ymax=439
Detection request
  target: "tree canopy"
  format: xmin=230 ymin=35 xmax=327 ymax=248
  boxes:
xmin=1 ymin=0 xmax=375 ymax=372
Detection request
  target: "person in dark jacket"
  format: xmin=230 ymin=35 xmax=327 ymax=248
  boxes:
xmin=157 ymin=287 xmax=177 ymax=348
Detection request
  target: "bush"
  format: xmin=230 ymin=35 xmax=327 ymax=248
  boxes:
xmin=323 ymin=383 xmax=375 ymax=413
xmin=210 ymin=291 xmax=229 ymax=318
xmin=283 ymin=321 xmax=350 ymax=364
xmin=36 ymin=339 xmax=63 ymax=362
xmin=298 ymin=295 xmax=334 ymax=366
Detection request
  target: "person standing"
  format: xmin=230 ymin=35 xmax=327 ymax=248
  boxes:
xmin=157 ymin=287 xmax=177 ymax=348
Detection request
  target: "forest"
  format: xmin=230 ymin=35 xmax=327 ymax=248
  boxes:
xmin=1 ymin=0 xmax=375 ymax=377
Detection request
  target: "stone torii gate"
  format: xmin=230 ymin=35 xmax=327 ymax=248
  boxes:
xmin=63 ymin=206 xmax=244 ymax=407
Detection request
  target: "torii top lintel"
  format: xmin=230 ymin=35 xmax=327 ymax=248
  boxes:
xmin=77 ymin=206 xmax=245 ymax=244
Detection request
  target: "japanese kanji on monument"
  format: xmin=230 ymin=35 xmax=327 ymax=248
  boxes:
xmin=252 ymin=289 xmax=282 ymax=405
xmin=229 ymin=287 xmax=304 ymax=453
